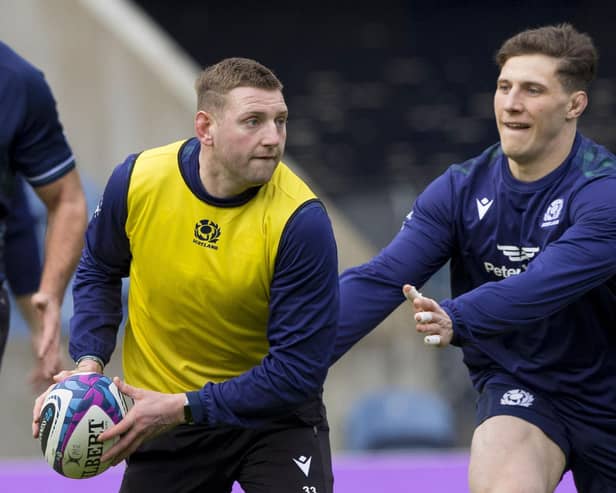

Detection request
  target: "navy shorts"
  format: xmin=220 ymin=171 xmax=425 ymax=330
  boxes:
xmin=478 ymin=382 xmax=616 ymax=492
xmin=119 ymin=399 xmax=333 ymax=493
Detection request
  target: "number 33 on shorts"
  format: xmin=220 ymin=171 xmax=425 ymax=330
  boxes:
xmin=303 ymin=486 xmax=317 ymax=493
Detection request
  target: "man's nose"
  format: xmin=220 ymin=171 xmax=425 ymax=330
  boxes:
xmin=261 ymin=121 xmax=283 ymax=145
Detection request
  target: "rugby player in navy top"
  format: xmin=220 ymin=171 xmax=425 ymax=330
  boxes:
xmin=333 ymin=24 xmax=616 ymax=493
xmin=33 ymin=57 xmax=338 ymax=493
xmin=0 ymin=41 xmax=86 ymax=389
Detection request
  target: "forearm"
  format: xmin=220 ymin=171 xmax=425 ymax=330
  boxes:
xmin=332 ymin=265 xmax=405 ymax=363
xmin=38 ymin=186 xmax=87 ymax=301
xmin=444 ymin=228 xmax=616 ymax=344
xmin=197 ymin=350 xmax=330 ymax=428
xmin=68 ymin=253 xmax=125 ymax=365
xmin=198 ymin=294 xmax=337 ymax=427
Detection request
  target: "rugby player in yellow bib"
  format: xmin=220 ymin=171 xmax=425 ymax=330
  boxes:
xmin=33 ymin=57 xmax=339 ymax=493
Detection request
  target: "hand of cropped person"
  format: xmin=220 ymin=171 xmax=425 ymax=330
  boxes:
xmin=30 ymin=290 xmax=63 ymax=379
xmin=15 ymin=292 xmax=63 ymax=393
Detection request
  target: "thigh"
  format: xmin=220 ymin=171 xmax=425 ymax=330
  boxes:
xmin=470 ymin=384 xmax=568 ymax=493
xmin=120 ymin=425 xmax=244 ymax=493
xmin=470 ymin=415 xmax=565 ymax=493
xmin=238 ymin=425 xmax=333 ymax=493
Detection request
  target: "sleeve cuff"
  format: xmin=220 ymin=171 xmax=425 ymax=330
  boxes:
xmin=440 ymin=299 xmax=466 ymax=347
xmin=74 ymin=354 xmax=105 ymax=371
xmin=186 ymin=390 xmax=206 ymax=424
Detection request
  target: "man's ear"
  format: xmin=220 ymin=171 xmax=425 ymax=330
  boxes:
xmin=195 ymin=110 xmax=215 ymax=145
xmin=566 ymin=91 xmax=588 ymax=120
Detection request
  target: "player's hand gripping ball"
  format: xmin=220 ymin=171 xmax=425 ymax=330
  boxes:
xmin=38 ymin=372 xmax=131 ymax=479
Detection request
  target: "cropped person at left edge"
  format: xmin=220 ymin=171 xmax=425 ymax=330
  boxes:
xmin=0 ymin=41 xmax=87 ymax=389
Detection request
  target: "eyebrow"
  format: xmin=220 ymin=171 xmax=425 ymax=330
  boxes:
xmin=240 ymin=108 xmax=288 ymax=117
xmin=497 ymin=76 xmax=548 ymax=87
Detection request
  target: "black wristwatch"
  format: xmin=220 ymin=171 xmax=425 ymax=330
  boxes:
xmin=183 ymin=394 xmax=194 ymax=424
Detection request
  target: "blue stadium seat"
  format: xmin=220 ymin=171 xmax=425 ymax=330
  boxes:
xmin=344 ymin=387 xmax=456 ymax=451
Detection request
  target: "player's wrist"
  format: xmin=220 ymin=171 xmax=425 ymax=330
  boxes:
xmin=183 ymin=393 xmax=194 ymax=425
xmin=31 ymin=289 xmax=62 ymax=307
xmin=74 ymin=355 xmax=104 ymax=373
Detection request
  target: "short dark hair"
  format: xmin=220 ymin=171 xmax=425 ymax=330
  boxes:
xmin=495 ymin=23 xmax=598 ymax=92
xmin=195 ymin=57 xmax=283 ymax=112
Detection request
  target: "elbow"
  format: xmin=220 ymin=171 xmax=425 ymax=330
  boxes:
xmin=306 ymin=368 xmax=328 ymax=397
xmin=291 ymin=360 xmax=329 ymax=402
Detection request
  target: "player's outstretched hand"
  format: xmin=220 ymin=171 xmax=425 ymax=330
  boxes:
xmin=402 ymin=284 xmax=454 ymax=348
xmin=98 ymin=377 xmax=186 ymax=466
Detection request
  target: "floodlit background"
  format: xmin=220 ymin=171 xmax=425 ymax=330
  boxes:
xmin=1 ymin=0 xmax=613 ymax=491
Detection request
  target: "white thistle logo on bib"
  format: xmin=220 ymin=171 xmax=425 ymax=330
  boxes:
xmin=500 ymin=389 xmax=534 ymax=408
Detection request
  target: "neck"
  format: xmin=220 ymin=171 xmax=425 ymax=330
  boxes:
xmin=508 ymin=127 xmax=576 ymax=182
xmin=198 ymin=148 xmax=243 ymax=198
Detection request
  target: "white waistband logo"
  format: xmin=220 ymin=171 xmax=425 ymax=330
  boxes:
xmin=500 ymin=389 xmax=534 ymax=408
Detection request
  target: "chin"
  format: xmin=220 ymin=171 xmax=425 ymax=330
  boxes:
xmin=263 ymin=161 xmax=279 ymax=176
xmin=500 ymin=141 xmax=526 ymax=160
xmin=503 ymin=150 xmax=524 ymax=163
xmin=254 ymin=169 xmax=276 ymax=185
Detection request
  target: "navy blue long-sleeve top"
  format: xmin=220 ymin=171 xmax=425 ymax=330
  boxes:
xmin=335 ymin=133 xmax=616 ymax=412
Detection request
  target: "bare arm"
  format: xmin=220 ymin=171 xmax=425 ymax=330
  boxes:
xmin=31 ymin=168 xmax=87 ymax=364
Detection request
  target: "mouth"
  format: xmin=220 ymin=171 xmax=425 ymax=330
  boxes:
xmin=502 ymin=122 xmax=531 ymax=130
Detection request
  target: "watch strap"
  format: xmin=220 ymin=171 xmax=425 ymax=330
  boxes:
xmin=183 ymin=394 xmax=194 ymax=424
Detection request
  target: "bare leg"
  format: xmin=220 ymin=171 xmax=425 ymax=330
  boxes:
xmin=469 ymin=415 xmax=566 ymax=493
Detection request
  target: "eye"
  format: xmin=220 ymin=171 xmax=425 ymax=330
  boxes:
xmin=275 ymin=116 xmax=288 ymax=127
xmin=245 ymin=117 xmax=259 ymax=127
xmin=497 ymin=82 xmax=510 ymax=93
xmin=527 ymin=86 xmax=542 ymax=95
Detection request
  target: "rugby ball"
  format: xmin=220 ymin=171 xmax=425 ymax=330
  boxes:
xmin=39 ymin=372 xmax=130 ymax=479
